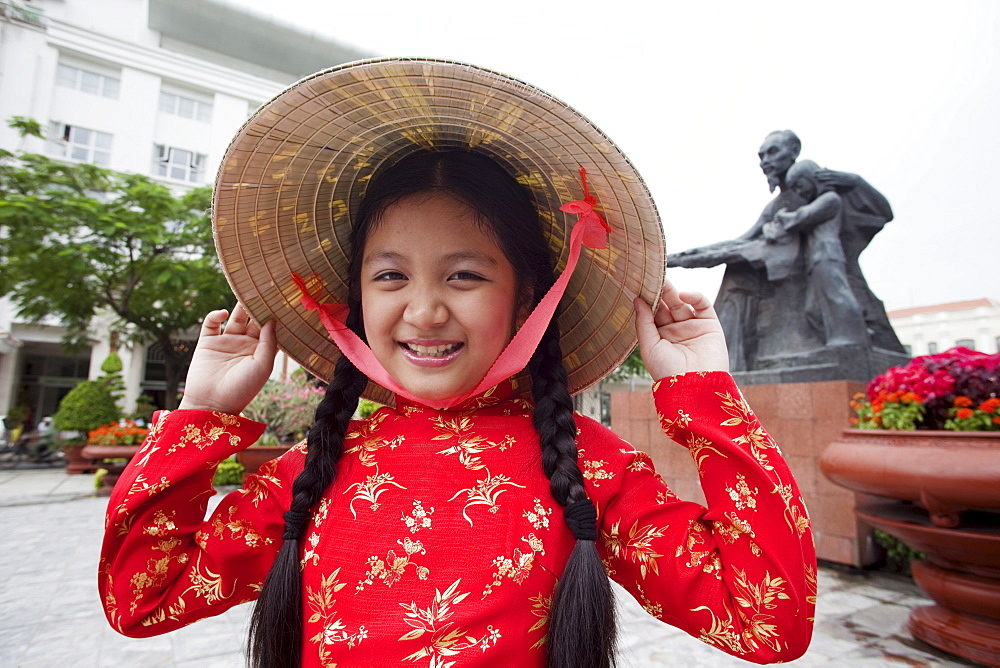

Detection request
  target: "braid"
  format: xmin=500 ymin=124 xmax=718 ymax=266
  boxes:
xmin=530 ymin=319 xmax=617 ymax=668
xmin=248 ymin=310 xmax=366 ymax=668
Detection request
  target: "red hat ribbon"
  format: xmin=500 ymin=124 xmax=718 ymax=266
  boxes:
xmin=293 ymin=167 xmax=610 ymax=408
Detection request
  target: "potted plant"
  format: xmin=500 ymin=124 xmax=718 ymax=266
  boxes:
xmin=82 ymin=419 xmax=150 ymax=494
xmin=53 ymin=379 xmax=121 ymax=474
xmin=820 ymin=346 xmax=1000 ymax=665
xmin=236 ymin=370 xmax=326 ymax=477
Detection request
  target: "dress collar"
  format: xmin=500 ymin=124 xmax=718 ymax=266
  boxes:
xmin=392 ymin=378 xmax=529 ymax=414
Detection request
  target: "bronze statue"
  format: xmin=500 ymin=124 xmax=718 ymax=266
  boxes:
xmin=669 ymin=130 xmax=907 ymax=381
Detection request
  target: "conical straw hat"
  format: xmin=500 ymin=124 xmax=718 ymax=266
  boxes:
xmin=213 ymin=57 xmax=665 ymax=405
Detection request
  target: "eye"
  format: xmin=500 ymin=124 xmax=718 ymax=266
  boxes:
xmin=449 ymin=271 xmax=486 ymax=282
xmin=373 ymin=271 xmax=406 ymax=282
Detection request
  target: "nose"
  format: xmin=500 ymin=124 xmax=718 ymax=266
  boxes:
xmin=403 ymin=285 xmax=449 ymax=330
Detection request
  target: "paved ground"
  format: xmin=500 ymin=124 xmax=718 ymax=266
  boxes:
xmin=0 ymin=466 xmax=978 ymax=667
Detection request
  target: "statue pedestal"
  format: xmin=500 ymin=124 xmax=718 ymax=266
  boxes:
xmin=611 ymin=379 xmax=876 ymax=566
xmin=734 ymin=346 xmax=910 ymax=386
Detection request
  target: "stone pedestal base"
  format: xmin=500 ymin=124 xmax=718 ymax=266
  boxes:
xmin=734 ymin=346 xmax=910 ymax=386
xmin=611 ymin=378 xmax=874 ymax=566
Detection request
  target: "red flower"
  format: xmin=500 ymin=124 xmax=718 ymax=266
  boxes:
xmin=954 ymin=396 xmax=974 ymax=408
xmin=980 ymin=398 xmax=1000 ymax=413
xmin=956 ymin=408 xmax=975 ymax=420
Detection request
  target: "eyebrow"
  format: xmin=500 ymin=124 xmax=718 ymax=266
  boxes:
xmin=363 ymin=250 xmax=499 ymax=266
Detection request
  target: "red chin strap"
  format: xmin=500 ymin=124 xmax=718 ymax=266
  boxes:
xmin=293 ymin=168 xmax=610 ymax=409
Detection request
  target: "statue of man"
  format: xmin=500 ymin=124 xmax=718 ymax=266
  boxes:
xmin=670 ymin=130 xmax=808 ymax=370
xmin=669 ymin=130 xmax=904 ymax=373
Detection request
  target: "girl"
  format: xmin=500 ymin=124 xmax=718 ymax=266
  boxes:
xmin=99 ymin=60 xmax=816 ymax=668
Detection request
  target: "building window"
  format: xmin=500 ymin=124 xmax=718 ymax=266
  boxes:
xmin=56 ymin=63 xmax=119 ymax=99
xmin=927 ymin=342 xmax=938 ymax=354
xmin=159 ymin=91 xmax=212 ymax=122
xmin=48 ymin=122 xmax=112 ymax=166
xmin=955 ymin=339 xmax=975 ymax=350
xmin=153 ymin=144 xmax=206 ymax=183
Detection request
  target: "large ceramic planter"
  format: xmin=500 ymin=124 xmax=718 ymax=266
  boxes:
xmin=80 ymin=444 xmax=141 ymax=495
xmin=821 ymin=429 xmax=1000 ymax=666
xmin=62 ymin=442 xmax=97 ymax=474
xmin=237 ymin=445 xmax=293 ymax=479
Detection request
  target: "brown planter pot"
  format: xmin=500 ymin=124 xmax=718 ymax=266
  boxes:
xmin=821 ymin=429 xmax=1000 ymax=666
xmin=237 ymin=445 xmax=293 ymax=479
xmin=81 ymin=444 xmax=141 ymax=495
xmin=62 ymin=442 xmax=97 ymax=474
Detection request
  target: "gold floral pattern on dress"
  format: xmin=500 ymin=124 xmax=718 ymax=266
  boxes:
xmin=726 ymin=474 xmax=759 ymax=511
xmin=634 ymin=583 xmax=663 ymax=619
xmin=129 ymin=537 xmax=187 ymax=613
xmin=181 ymin=553 xmax=233 ymax=605
xmin=165 ymin=415 xmax=243 ymax=454
xmin=625 ymin=450 xmax=654 ymax=473
xmin=582 ymin=459 xmax=615 ymax=487
xmin=307 ymin=568 xmax=368 ymax=665
xmin=448 ymin=470 xmax=526 ymax=526
xmin=523 ymin=498 xmax=552 ymax=530
xmin=483 ymin=533 xmax=544 ymax=598
xmin=772 ymin=480 xmax=811 ymax=536
xmin=111 ymin=475 xmax=171 ymax=531
xmin=691 ymin=602 xmax=745 ymax=654
xmin=344 ymin=467 xmax=406 ymax=519
xmin=403 ymin=500 xmax=435 ymax=533
xmin=717 ymin=391 xmax=777 ymax=470
xmin=716 ymin=512 xmax=762 ymax=557
xmin=237 ymin=468 xmax=281 ymax=507
xmin=683 ymin=434 xmax=728 ymax=466
xmin=731 ymin=568 xmax=790 ymax=654
xmin=602 ymin=519 xmax=668 ymax=579
xmin=398 ymin=579 xmax=501 ymax=665
xmin=675 ymin=520 xmax=723 ymax=576
xmin=210 ymin=504 xmax=273 ymax=548
xmin=357 ymin=537 xmax=430 ymax=592
xmin=345 ymin=411 xmax=403 ymax=466
xmin=303 ymin=498 xmax=332 ymax=567
xmin=527 ymin=592 xmax=551 ymax=649
xmin=430 ymin=415 xmax=515 ymax=470
xmin=658 ymin=408 xmax=692 ymax=438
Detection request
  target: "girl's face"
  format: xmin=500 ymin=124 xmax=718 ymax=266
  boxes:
xmin=360 ymin=192 xmax=521 ymax=403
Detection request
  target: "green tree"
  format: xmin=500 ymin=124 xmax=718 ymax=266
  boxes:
xmin=0 ymin=118 xmax=235 ymax=409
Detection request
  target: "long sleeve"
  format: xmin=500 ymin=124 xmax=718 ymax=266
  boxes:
xmin=585 ymin=371 xmax=816 ymax=663
xmin=98 ymin=409 xmax=292 ymax=637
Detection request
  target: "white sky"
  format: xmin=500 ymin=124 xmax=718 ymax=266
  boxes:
xmin=240 ymin=0 xmax=999 ymax=310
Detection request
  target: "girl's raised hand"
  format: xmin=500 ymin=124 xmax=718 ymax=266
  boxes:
xmin=633 ymin=280 xmax=730 ymax=380
xmin=177 ymin=303 xmax=278 ymax=415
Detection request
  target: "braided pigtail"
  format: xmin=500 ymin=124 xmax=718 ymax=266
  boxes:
xmin=529 ymin=318 xmax=617 ymax=668
xmin=247 ymin=310 xmax=367 ymax=668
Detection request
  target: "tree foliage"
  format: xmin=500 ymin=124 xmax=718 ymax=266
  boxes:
xmin=0 ymin=118 xmax=235 ymax=408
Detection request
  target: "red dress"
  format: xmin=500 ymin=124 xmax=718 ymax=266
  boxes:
xmin=99 ymin=372 xmax=816 ymax=665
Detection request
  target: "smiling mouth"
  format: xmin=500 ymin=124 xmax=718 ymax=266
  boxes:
xmin=400 ymin=342 xmax=464 ymax=358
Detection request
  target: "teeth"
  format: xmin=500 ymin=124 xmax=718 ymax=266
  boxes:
xmin=405 ymin=342 xmax=461 ymax=357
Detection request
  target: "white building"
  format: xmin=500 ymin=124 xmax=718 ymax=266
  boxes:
xmin=887 ymin=298 xmax=1000 ymax=357
xmin=0 ymin=0 xmax=366 ymax=421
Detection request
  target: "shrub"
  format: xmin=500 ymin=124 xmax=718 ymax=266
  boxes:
xmin=213 ymin=456 xmax=245 ymax=486
xmin=54 ymin=380 xmax=120 ymax=433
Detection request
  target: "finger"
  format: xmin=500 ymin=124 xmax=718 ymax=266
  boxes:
xmin=254 ymin=319 xmax=279 ymax=363
xmin=654 ymin=282 xmax=696 ymax=326
xmin=632 ymin=297 xmax=661 ymax=361
xmin=200 ymin=309 xmax=229 ymax=337
xmin=676 ymin=290 xmax=717 ymax=318
xmin=225 ymin=302 xmax=251 ymax=335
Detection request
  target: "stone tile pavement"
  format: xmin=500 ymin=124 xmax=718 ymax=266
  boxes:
xmin=0 ymin=466 xmax=979 ymax=667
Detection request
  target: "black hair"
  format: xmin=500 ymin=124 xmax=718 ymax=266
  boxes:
xmin=248 ymin=150 xmax=616 ymax=668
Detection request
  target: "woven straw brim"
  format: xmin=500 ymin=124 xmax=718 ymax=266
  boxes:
xmin=213 ymin=58 xmax=665 ymax=405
